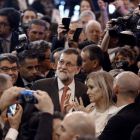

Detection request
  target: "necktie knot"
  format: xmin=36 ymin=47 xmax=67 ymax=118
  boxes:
xmin=63 ymin=86 xmax=69 ymax=93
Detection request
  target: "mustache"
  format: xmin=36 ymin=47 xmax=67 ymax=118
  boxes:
xmin=59 ymin=69 xmax=68 ymax=73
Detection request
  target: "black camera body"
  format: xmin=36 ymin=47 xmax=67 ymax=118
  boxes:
xmin=109 ymin=13 xmax=140 ymax=46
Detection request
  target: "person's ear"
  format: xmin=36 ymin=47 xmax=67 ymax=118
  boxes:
xmin=18 ymin=65 xmax=21 ymax=72
xmin=50 ymin=63 xmax=56 ymax=70
xmin=92 ymin=60 xmax=99 ymax=68
xmin=129 ymin=60 xmax=134 ymax=65
xmin=114 ymin=85 xmax=119 ymax=95
xmin=75 ymin=66 xmax=81 ymax=75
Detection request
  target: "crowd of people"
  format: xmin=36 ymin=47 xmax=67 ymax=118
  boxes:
xmin=0 ymin=0 xmax=140 ymax=140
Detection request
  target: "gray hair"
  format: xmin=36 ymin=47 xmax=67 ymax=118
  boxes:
xmin=80 ymin=10 xmax=96 ymax=20
xmin=0 ymin=53 xmax=18 ymax=65
xmin=0 ymin=73 xmax=12 ymax=91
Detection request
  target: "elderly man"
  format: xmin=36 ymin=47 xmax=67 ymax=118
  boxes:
xmin=86 ymin=20 xmax=101 ymax=44
xmin=19 ymin=48 xmax=90 ymax=140
xmin=56 ymin=112 xmax=95 ymax=140
xmin=98 ymin=72 xmax=140 ymax=140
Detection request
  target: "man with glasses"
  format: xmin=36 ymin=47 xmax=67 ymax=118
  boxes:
xmin=19 ymin=48 xmax=90 ymax=140
xmin=0 ymin=53 xmax=18 ymax=85
xmin=0 ymin=8 xmax=20 ymax=53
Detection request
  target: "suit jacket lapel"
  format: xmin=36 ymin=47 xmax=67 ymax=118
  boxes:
xmin=47 ymin=77 xmax=60 ymax=111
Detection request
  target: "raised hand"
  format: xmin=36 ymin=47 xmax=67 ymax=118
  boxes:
xmin=8 ymin=104 xmax=23 ymax=130
xmin=63 ymin=93 xmax=73 ymax=115
xmin=34 ymin=90 xmax=54 ymax=115
xmin=73 ymin=97 xmax=86 ymax=112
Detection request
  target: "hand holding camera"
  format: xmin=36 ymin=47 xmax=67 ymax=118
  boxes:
xmin=7 ymin=104 xmax=23 ymax=130
xmin=33 ymin=90 xmax=54 ymax=115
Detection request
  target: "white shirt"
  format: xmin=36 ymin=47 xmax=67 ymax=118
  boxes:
xmin=107 ymin=104 xmax=128 ymax=121
xmin=22 ymin=78 xmax=33 ymax=89
xmin=5 ymin=128 xmax=18 ymax=140
xmin=57 ymin=77 xmax=75 ymax=112
xmin=1 ymin=33 xmax=12 ymax=53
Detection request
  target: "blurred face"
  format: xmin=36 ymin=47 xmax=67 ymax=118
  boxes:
xmin=56 ymin=116 xmax=75 ymax=140
xmin=86 ymin=22 xmax=101 ymax=44
xmin=39 ymin=50 xmax=51 ymax=71
xmin=27 ymin=24 xmax=45 ymax=42
xmin=0 ymin=16 xmax=13 ymax=38
xmin=51 ymin=50 xmax=62 ymax=71
xmin=0 ymin=60 xmax=18 ymax=85
xmin=137 ymin=61 xmax=140 ymax=77
xmin=87 ymin=78 xmax=103 ymax=103
xmin=68 ymin=23 xmax=85 ymax=48
xmin=122 ymin=0 xmax=130 ymax=10
xmin=56 ymin=53 xmax=80 ymax=85
xmin=53 ymin=119 xmax=62 ymax=140
xmin=19 ymin=58 xmax=38 ymax=83
xmin=22 ymin=10 xmax=36 ymax=23
xmin=80 ymin=15 xmax=94 ymax=28
xmin=114 ymin=52 xmax=132 ymax=65
xmin=81 ymin=50 xmax=94 ymax=75
xmin=80 ymin=0 xmax=91 ymax=13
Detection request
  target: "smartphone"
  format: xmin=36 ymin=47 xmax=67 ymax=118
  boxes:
xmin=7 ymin=104 xmax=17 ymax=116
xmin=73 ymin=28 xmax=83 ymax=42
xmin=18 ymin=90 xmax=38 ymax=104
xmin=62 ymin=17 xmax=70 ymax=32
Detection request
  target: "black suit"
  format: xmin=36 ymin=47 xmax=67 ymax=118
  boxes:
xmin=0 ymin=32 xmax=19 ymax=54
xmin=19 ymin=77 xmax=90 ymax=140
xmin=98 ymin=103 xmax=140 ymax=140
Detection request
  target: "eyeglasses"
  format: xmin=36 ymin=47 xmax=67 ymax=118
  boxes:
xmin=0 ymin=22 xmax=10 ymax=28
xmin=58 ymin=60 xmax=77 ymax=69
xmin=0 ymin=66 xmax=18 ymax=72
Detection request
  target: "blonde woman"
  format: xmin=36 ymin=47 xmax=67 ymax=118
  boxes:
xmin=73 ymin=71 xmax=117 ymax=136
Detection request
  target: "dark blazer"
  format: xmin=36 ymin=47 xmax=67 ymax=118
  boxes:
xmin=98 ymin=103 xmax=140 ymax=140
xmin=19 ymin=77 xmax=90 ymax=140
xmin=0 ymin=32 xmax=19 ymax=54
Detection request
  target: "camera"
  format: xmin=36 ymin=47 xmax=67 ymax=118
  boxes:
xmin=18 ymin=90 xmax=38 ymax=104
xmin=109 ymin=12 xmax=140 ymax=46
xmin=15 ymin=34 xmax=30 ymax=53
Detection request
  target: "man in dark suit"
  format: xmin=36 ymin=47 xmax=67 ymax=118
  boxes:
xmin=15 ymin=49 xmax=42 ymax=89
xmin=0 ymin=8 xmax=20 ymax=54
xmin=98 ymin=72 xmax=140 ymax=140
xmin=19 ymin=48 xmax=90 ymax=140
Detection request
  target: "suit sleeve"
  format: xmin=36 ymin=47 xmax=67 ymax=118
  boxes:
xmin=35 ymin=113 xmax=53 ymax=140
xmin=98 ymin=115 xmax=125 ymax=140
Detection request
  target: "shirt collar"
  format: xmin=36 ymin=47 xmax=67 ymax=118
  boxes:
xmin=0 ymin=33 xmax=12 ymax=41
xmin=108 ymin=104 xmax=127 ymax=115
xmin=57 ymin=77 xmax=75 ymax=92
xmin=22 ymin=78 xmax=33 ymax=86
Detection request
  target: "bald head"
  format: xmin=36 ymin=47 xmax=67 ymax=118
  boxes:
xmin=65 ymin=112 xmax=95 ymax=136
xmin=114 ymin=72 xmax=140 ymax=98
xmin=86 ymin=20 xmax=101 ymax=44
